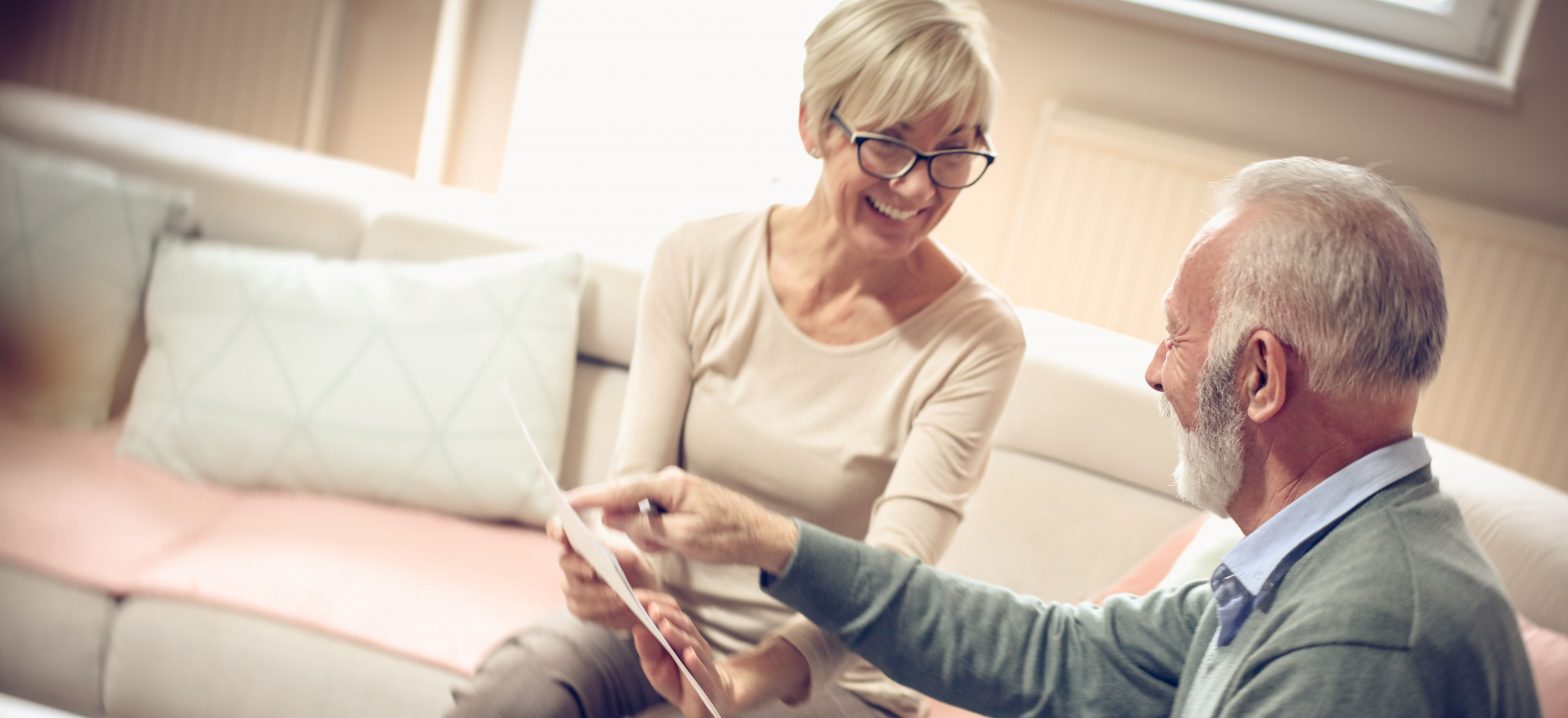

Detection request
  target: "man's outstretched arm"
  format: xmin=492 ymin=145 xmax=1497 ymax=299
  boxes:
xmin=764 ymin=519 xmax=1200 ymax=716
xmin=573 ymin=472 xmax=1203 ymax=717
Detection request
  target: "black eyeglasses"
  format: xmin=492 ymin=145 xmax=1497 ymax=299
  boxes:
xmin=829 ymin=111 xmax=995 ymax=189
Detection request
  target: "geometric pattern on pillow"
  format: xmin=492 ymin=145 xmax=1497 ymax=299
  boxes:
xmin=0 ymin=139 xmax=191 ymax=426
xmin=119 ymin=239 xmax=583 ymax=525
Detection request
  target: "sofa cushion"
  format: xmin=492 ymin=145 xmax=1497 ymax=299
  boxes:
xmin=0 ymin=564 xmax=115 ymax=717
xmin=0 ymin=138 xmax=191 ymax=427
xmin=1 ymin=419 xmax=568 ymax=677
xmin=558 ymin=361 xmax=629 ymax=490
xmin=995 ymin=309 xmax=1179 ymax=502
xmin=1426 ymin=441 xmax=1568 ymax=635
xmin=0 ymin=418 xmax=238 ymax=593
xmin=120 ymin=239 xmax=584 ymax=525
xmin=938 ymin=447 xmax=1198 ymax=603
xmin=132 ymin=489 xmax=567 ymax=675
xmin=105 ymin=597 xmax=463 ymax=718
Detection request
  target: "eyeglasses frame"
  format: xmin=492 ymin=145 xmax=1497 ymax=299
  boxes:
xmin=828 ymin=110 xmax=996 ymax=190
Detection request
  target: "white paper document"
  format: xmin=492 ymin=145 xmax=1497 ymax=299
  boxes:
xmin=501 ymin=383 xmax=722 ymax=717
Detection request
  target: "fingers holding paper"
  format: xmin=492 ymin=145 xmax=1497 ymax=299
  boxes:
xmin=633 ymin=591 xmax=735 ymax=718
xmin=546 ymin=517 xmax=660 ymax=630
xmin=568 ymin=467 xmax=800 ymax=575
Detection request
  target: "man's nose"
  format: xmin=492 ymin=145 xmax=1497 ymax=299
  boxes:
xmin=1145 ymin=343 xmax=1165 ymax=392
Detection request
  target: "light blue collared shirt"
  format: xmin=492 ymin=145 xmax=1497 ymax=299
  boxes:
xmin=1209 ymin=435 xmax=1432 ymax=646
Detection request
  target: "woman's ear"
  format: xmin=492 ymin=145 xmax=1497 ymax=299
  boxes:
xmin=1244 ymin=329 xmax=1289 ymax=423
xmin=798 ymin=103 xmax=819 ymax=158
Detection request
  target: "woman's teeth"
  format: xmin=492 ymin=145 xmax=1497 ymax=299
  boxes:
xmin=869 ymin=197 xmax=917 ymax=221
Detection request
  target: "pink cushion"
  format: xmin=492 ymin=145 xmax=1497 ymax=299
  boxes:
xmin=926 ymin=701 xmax=981 ymax=718
xmin=134 ymin=491 xmax=566 ymax=675
xmin=0 ymin=418 xmax=239 ymax=592
xmin=0 ymin=419 xmax=566 ymax=676
xmin=1523 ymin=615 xmax=1568 ymax=718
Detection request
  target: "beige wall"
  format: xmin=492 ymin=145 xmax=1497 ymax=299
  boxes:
xmin=976 ymin=104 xmax=1568 ymax=487
xmin=325 ymin=0 xmax=444 ymax=176
xmin=0 ymin=0 xmax=468 ymax=179
xmin=939 ymin=0 xmax=1568 ymax=267
xmin=0 ymin=0 xmax=333 ymax=147
xmin=7 ymin=0 xmax=1558 ymax=214
xmin=933 ymin=0 xmax=1568 ymax=487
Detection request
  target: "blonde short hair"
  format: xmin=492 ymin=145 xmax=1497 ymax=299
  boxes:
xmin=801 ymin=0 xmax=998 ymax=145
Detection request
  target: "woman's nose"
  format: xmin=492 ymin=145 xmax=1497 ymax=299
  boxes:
xmin=889 ymin=159 xmax=936 ymax=199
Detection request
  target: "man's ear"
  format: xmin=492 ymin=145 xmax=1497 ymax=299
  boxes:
xmin=1243 ymin=329 xmax=1289 ymax=423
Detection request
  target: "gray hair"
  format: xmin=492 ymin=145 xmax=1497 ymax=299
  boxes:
xmin=801 ymin=0 xmax=998 ymax=146
xmin=1208 ymin=157 xmax=1447 ymax=399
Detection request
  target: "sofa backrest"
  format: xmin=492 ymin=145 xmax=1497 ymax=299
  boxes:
xmin=3 ymin=81 xmax=1563 ymax=633
xmin=0 ymin=84 xmax=396 ymax=258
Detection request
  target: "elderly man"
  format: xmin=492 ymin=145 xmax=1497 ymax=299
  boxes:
xmin=571 ymin=157 xmax=1539 ymax=717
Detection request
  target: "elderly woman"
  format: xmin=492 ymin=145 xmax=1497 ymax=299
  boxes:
xmin=448 ymin=1 xmax=1023 ymax=716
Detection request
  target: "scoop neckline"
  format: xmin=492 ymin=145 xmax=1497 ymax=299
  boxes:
xmin=754 ymin=206 xmax=971 ymax=355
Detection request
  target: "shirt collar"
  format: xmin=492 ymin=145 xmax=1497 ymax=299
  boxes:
xmin=1220 ymin=435 xmax=1431 ymax=597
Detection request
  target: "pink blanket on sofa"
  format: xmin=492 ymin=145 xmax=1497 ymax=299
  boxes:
xmin=0 ymin=419 xmax=566 ymax=675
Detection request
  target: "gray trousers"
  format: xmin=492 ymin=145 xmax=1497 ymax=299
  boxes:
xmin=448 ymin=611 xmax=899 ymax=718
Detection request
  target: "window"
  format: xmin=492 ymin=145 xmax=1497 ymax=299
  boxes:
xmin=1058 ymin=0 xmax=1539 ymax=104
xmin=1225 ymin=0 xmax=1508 ymax=61
xmin=498 ymin=1 xmax=839 ymax=258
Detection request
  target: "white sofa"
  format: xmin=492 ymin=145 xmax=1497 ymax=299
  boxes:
xmin=1 ymin=82 xmax=1564 ymax=718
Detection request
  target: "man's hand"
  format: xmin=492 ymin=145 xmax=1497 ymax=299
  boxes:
xmin=632 ymin=591 xmax=736 ymax=718
xmin=568 ymin=467 xmax=800 ymax=575
xmin=545 ymin=518 xmax=659 ymax=630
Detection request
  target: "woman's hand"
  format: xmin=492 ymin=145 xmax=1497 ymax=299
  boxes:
xmin=633 ymin=591 xmax=736 ymax=718
xmin=545 ymin=518 xmax=659 ymax=630
xmin=568 ymin=467 xmax=800 ymax=574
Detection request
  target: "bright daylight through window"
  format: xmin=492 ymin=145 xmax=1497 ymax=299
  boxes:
xmin=499 ymin=1 xmax=839 ymax=260
xmin=1224 ymin=0 xmax=1512 ymax=61
xmin=1062 ymin=0 xmax=1537 ymax=103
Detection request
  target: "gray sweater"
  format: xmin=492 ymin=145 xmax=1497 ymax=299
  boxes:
xmin=764 ymin=471 xmax=1540 ymax=717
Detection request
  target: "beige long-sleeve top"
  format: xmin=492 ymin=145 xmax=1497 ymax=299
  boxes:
xmin=610 ymin=209 xmax=1025 ymax=716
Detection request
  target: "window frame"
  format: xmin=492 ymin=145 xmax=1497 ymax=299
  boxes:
xmin=1227 ymin=0 xmax=1503 ymax=61
xmin=1054 ymin=0 xmax=1539 ymax=106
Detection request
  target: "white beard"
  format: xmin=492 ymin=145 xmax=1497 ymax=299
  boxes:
xmin=1159 ymin=356 xmax=1246 ymax=518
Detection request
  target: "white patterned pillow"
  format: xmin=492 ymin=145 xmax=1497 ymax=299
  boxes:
xmin=120 ymin=239 xmax=583 ymax=525
xmin=0 ymin=139 xmax=192 ymax=426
